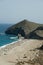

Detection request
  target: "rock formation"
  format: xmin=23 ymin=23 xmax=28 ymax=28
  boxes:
xmin=5 ymin=19 xmax=43 ymax=39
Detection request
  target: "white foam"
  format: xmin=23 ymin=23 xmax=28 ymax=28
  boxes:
xmin=10 ymin=36 xmax=18 ymax=39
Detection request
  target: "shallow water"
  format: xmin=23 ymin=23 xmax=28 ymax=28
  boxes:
xmin=0 ymin=34 xmax=18 ymax=46
xmin=0 ymin=24 xmax=18 ymax=47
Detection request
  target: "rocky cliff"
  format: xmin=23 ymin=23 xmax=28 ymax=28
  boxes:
xmin=5 ymin=20 xmax=43 ymax=39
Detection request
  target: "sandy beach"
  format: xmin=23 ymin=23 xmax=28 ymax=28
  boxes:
xmin=0 ymin=39 xmax=43 ymax=65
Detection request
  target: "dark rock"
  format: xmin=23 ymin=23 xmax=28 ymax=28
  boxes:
xmin=37 ymin=45 xmax=43 ymax=50
xmin=26 ymin=26 xmax=43 ymax=40
xmin=5 ymin=19 xmax=43 ymax=40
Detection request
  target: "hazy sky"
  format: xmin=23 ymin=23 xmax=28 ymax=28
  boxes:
xmin=0 ymin=0 xmax=43 ymax=24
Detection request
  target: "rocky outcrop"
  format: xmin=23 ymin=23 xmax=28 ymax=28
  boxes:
xmin=26 ymin=26 xmax=43 ymax=39
xmin=5 ymin=19 xmax=43 ymax=39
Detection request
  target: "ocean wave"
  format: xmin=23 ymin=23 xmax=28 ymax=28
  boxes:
xmin=10 ymin=36 xmax=18 ymax=39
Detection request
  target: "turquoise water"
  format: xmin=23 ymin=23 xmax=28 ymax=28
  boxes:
xmin=0 ymin=34 xmax=18 ymax=47
xmin=0 ymin=24 xmax=18 ymax=47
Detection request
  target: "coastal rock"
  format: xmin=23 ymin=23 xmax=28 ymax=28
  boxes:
xmin=5 ymin=19 xmax=43 ymax=39
xmin=26 ymin=26 xmax=43 ymax=39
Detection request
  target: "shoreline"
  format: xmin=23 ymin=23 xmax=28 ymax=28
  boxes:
xmin=0 ymin=39 xmax=42 ymax=56
xmin=0 ymin=39 xmax=22 ymax=49
xmin=0 ymin=38 xmax=23 ymax=56
xmin=0 ymin=39 xmax=42 ymax=49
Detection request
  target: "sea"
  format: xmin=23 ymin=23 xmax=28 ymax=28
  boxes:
xmin=0 ymin=24 xmax=18 ymax=47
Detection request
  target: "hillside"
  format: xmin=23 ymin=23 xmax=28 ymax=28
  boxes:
xmin=0 ymin=39 xmax=43 ymax=65
xmin=5 ymin=20 xmax=43 ymax=39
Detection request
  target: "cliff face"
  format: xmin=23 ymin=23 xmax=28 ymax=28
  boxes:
xmin=5 ymin=20 xmax=43 ymax=39
xmin=26 ymin=26 xmax=43 ymax=39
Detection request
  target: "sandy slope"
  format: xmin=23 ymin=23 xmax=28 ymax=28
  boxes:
xmin=0 ymin=56 xmax=11 ymax=65
xmin=0 ymin=39 xmax=43 ymax=65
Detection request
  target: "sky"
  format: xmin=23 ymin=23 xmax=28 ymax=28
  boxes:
xmin=0 ymin=0 xmax=43 ymax=24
